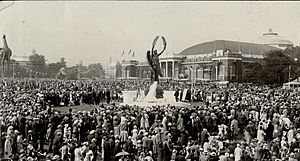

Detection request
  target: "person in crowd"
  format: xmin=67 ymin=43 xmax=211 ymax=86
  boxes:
xmin=0 ymin=79 xmax=300 ymax=161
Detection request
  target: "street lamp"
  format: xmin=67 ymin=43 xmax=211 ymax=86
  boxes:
xmin=189 ymin=67 xmax=194 ymax=102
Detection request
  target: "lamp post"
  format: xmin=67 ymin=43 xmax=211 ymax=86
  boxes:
xmin=189 ymin=57 xmax=196 ymax=102
xmin=190 ymin=67 xmax=193 ymax=102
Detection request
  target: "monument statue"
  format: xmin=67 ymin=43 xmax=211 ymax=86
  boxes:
xmin=144 ymin=36 xmax=167 ymax=99
xmin=0 ymin=35 xmax=12 ymax=78
xmin=146 ymin=36 xmax=167 ymax=83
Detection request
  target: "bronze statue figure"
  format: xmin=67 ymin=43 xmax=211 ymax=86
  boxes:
xmin=0 ymin=35 xmax=12 ymax=78
xmin=146 ymin=36 xmax=167 ymax=83
xmin=144 ymin=36 xmax=167 ymax=99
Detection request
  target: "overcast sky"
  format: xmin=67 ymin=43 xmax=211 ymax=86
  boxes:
xmin=0 ymin=1 xmax=300 ymax=66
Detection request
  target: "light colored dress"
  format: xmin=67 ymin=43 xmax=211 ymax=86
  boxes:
xmin=257 ymin=129 xmax=265 ymax=142
xmin=244 ymin=130 xmax=251 ymax=144
xmin=4 ymin=136 xmax=12 ymax=159
xmin=132 ymin=128 xmax=138 ymax=146
xmin=84 ymin=150 xmax=94 ymax=161
xmin=287 ymin=129 xmax=294 ymax=146
xmin=74 ymin=147 xmax=83 ymax=161
xmin=234 ymin=147 xmax=242 ymax=161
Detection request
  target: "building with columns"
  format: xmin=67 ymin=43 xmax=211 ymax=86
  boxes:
xmin=119 ymin=40 xmax=277 ymax=82
xmin=116 ymin=30 xmax=292 ymax=82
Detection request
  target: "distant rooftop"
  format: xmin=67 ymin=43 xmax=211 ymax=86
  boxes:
xmin=179 ymin=40 xmax=279 ymax=56
xmin=258 ymin=28 xmax=293 ymax=46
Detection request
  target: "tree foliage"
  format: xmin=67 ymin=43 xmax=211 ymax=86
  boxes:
xmin=116 ymin=61 xmax=122 ymax=78
xmin=243 ymin=48 xmax=300 ymax=85
xmin=47 ymin=58 xmax=67 ymax=78
xmin=85 ymin=63 xmax=105 ymax=79
xmin=28 ymin=49 xmax=46 ymax=73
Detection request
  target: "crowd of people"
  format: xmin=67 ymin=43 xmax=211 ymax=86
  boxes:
xmin=0 ymin=79 xmax=300 ymax=161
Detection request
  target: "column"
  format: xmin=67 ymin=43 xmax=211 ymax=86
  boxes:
xmin=215 ymin=65 xmax=218 ymax=80
xmin=172 ymin=61 xmax=175 ymax=79
xmin=223 ymin=66 xmax=226 ymax=81
xmin=165 ymin=61 xmax=168 ymax=78
xmin=160 ymin=62 xmax=162 ymax=72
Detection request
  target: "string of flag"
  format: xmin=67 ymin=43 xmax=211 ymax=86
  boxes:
xmin=121 ymin=49 xmax=135 ymax=58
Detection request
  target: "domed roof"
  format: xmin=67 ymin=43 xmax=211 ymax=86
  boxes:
xmin=179 ymin=40 xmax=278 ymax=56
xmin=258 ymin=28 xmax=293 ymax=46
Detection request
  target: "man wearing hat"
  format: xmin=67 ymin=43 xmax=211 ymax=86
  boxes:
xmin=86 ymin=130 xmax=95 ymax=144
xmin=52 ymin=131 xmax=63 ymax=156
xmin=89 ymin=138 xmax=97 ymax=161
xmin=103 ymin=136 xmax=111 ymax=161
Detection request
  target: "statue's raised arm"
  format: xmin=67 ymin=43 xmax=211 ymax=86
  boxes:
xmin=158 ymin=36 xmax=167 ymax=56
xmin=151 ymin=36 xmax=160 ymax=56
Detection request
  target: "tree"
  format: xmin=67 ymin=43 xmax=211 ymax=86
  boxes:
xmin=47 ymin=58 xmax=67 ymax=78
xmin=116 ymin=61 xmax=122 ymax=78
xmin=85 ymin=63 xmax=105 ymax=79
xmin=242 ymin=49 xmax=300 ymax=85
xmin=243 ymin=61 xmax=263 ymax=83
xmin=258 ymin=50 xmax=296 ymax=84
xmin=67 ymin=66 xmax=79 ymax=80
xmin=28 ymin=49 xmax=46 ymax=74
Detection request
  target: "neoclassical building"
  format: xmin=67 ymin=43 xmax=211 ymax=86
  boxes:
xmin=118 ymin=29 xmax=293 ymax=82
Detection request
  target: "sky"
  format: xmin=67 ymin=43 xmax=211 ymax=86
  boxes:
xmin=0 ymin=1 xmax=300 ymax=66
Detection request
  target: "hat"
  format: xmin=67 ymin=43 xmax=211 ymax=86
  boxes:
xmin=89 ymin=130 xmax=95 ymax=134
xmin=91 ymin=138 xmax=97 ymax=142
xmin=83 ymin=142 xmax=88 ymax=146
xmin=52 ymin=155 xmax=60 ymax=160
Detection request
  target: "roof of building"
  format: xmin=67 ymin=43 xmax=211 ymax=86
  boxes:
xmin=258 ymin=28 xmax=293 ymax=46
xmin=179 ymin=40 xmax=279 ymax=56
xmin=160 ymin=52 xmax=184 ymax=59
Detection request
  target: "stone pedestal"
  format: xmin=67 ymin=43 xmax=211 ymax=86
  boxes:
xmin=144 ymin=84 xmax=164 ymax=99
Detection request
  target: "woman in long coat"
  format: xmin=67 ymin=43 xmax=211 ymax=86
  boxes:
xmin=16 ymin=132 xmax=24 ymax=154
xmin=4 ymin=135 xmax=13 ymax=159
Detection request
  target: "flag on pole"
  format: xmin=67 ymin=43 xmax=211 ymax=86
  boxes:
xmin=128 ymin=49 xmax=132 ymax=55
xmin=132 ymin=51 xmax=135 ymax=57
xmin=121 ymin=51 xmax=125 ymax=57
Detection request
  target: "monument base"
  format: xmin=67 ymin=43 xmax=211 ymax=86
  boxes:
xmin=121 ymin=81 xmax=190 ymax=107
xmin=120 ymin=98 xmax=190 ymax=107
